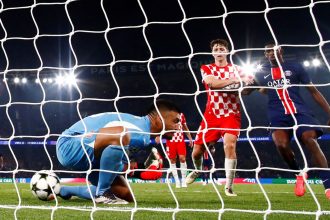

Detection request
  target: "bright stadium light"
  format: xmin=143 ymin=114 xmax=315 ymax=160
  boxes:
xmin=22 ymin=77 xmax=27 ymax=84
xmin=48 ymin=78 xmax=53 ymax=83
xmin=14 ymin=77 xmax=20 ymax=84
xmin=66 ymin=73 xmax=76 ymax=85
xmin=303 ymin=60 xmax=310 ymax=67
xmin=35 ymin=78 xmax=40 ymax=84
xmin=256 ymin=64 xmax=262 ymax=71
xmin=55 ymin=75 xmax=65 ymax=85
xmin=240 ymin=61 xmax=260 ymax=74
xmin=312 ymin=58 xmax=321 ymax=67
xmin=42 ymin=78 xmax=47 ymax=83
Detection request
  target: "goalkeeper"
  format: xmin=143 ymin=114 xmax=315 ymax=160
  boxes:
xmin=56 ymin=99 xmax=180 ymax=204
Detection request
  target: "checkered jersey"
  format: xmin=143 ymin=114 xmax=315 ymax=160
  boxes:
xmin=168 ymin=113 xmax=186 ymax=143
xmin=201 ymin=63 xmax=242 ymax=118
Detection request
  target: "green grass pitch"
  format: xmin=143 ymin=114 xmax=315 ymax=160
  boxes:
xmin=0 ymin=183 xmax=330 ymax=220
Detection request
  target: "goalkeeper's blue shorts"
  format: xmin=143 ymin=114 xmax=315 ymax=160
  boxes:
xmin=56 ymin=132 xmax=97 ymax=171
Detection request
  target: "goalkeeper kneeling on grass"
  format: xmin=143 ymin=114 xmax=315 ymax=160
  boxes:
xmin=55 ymin=99 xmax=180 ymax=205
xmin=56 ymin=147 xmax=164 ymax=202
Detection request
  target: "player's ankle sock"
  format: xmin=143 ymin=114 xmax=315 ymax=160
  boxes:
xmin=225 ymin=158 xmax=237 ymax=189
xmin=60 ymin=185 xmax=96 ymax=200
xmin=192 ymin=157 xmax=203 ymax=171
xmin=170 ymin=163 xmax=180 ymax=184
xmin=180 ymin=162 xmax=187 ymax=182
xmin=97 ymin=146 xmax=125 ymax=196
xmin=319 ymin=170 xmax=330 ymax=189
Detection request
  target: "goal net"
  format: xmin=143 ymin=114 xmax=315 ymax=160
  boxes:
xmin=0 ymin=0 xmax=330 ymax=219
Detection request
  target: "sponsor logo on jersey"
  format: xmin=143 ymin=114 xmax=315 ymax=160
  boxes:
xmin=267 ymin=78 xmax=291 ymax=88
xmin=264 ymin=73 xmax=271 ymax=79
xmin=285 ymin=70 xmax=292 ymax=76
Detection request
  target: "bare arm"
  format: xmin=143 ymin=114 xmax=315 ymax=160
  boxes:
xmin=182 ymin=123 xmax=193 ymax=147
xmin=259 ymin=88 xmax=268 ymax=95
xmin=241 ymin=88 xmax=256 ymax=95
xmin=306 ymin=84 xmax=330 ymax=124
xmin=204 ymin=75 xmax=240 ymax=90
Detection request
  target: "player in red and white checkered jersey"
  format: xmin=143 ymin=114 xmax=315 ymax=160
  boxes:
xmin=186 ymin=39 xmax=253 ymax=196
xmin=165 ymin=113 xmax=193 ymax=188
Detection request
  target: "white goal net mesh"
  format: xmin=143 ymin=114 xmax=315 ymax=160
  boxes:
xmin=0 ymin=0 xmax=330 ymax=219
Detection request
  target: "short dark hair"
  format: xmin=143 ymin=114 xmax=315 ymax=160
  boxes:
xmin=147 ymin=99 xmax=181 ymax=115
xmin=265 ymin=41 xmax=275 ymax=47
xmin=264 ymin=41 xmax=284 ymax=53
xmin=210 ymin=39 xmax=229 ymax=50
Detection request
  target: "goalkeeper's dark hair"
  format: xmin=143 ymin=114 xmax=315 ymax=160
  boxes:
xmin=210 ymin=39 xmax=229 ymax=50
xmin=147 ymin=99 xmax=181 ymax=116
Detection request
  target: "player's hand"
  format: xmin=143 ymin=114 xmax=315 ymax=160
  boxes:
xmin=188 ymin=139 xmax=193 ymax=147
xmin=155 ymin=136 xmax=161 ymax=144
xmin=243 ymin=78 xmax=254 ymax=86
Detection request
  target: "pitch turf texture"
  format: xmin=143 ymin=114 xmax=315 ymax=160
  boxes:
xmin=0 ymin=183 xmax=330 ymax=220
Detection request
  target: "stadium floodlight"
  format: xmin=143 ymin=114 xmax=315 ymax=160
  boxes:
xmin=241 ymin=62 xmax=259 ymax=74
xmin=42 ymin=78 xmax=47 ymax=83
xmin=66 ymin=73 xmax=76 ymax=86
xmin=55 ymin=75 xmax=65 ymax=85
xmin=303 ymin=60 xmax=310 ymax=67
xmin=14 ymin=77 xmax=20 ymax=84
xmin=35 ymin=78 xmax=40 ymax=84
xmin=48 ymin=78 xmax=53 ymax=83
xmin=312 ymin=58 xmax=321 ymax=67
xmin=22 ymin=78 xmax=27 ymax=84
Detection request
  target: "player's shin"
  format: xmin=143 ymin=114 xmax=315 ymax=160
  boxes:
xmin=180 ymin=162 xmax=187 ymax=182
xmin=96 ymin=146 xmax=125 ymax=196
xmin=193 ymin=158 xmax=203 ymax=170
xmin=225 ymin=158 xmax=237 ymax=190
xmin=171 ymin=163 xmax=181 ymax=187
xmin=60 ymin=185 xmax=96 ymax=200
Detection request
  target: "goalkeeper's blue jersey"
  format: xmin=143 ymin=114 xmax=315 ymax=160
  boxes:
xmin=62 ymin=112 xmax=151 ymax=148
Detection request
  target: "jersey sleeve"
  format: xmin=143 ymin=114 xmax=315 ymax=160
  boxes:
xmin=201 ymin=65 xmax=213 ymax=82
xmin=180 ymin=113 xmax=186 ymax=125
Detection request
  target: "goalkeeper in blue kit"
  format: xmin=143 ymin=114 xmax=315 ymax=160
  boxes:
xmin=56 ymin=100 xmax=180 ymax=204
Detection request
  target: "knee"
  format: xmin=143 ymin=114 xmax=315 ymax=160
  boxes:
xmin=301 ymin=132 xmax=317 ymax=146
xmin=118 ymin=188 xmax=134 ymax=203
xmin=224 ymin=142 xmax=236 ymax=152
xmin=178 ymin=155 xmax=186 ymax=163
xmin=274 ymin=139 xmax=290 ymax=151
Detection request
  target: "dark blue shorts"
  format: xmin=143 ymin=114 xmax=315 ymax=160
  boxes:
xmin=270 ymin=112 xmax=323 ymax=140
xmin=203 ymin=159 xmax=212 ymax=169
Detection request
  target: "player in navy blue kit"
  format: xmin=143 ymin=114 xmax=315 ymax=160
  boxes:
xmin=56 ymin=99 xmax=181 ymax=204
xmin=254 ymin=42 xmax=330 ymax=198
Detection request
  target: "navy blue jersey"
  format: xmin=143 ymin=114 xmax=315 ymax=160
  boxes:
xmin=254 ymin=62 xmax=312 ymax=119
